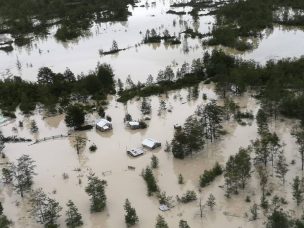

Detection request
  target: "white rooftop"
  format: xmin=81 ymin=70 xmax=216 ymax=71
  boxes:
xmin=96 ymin=119 xmax=111 ymax=128
xmin=127 ymin=148 xmax=144 ymax=157
xmin=128 ymin=121 xmax=140 ymax=126
xmin=142 ymin=138 xmax=160 ymax=148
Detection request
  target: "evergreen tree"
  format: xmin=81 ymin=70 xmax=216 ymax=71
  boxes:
xmin=179 ymin=220 xmax=190 ymax=228
xmin=124 ymin=199 xmax=139 ymax=227
xmin=292 ymin=128 xmax=304 ymax=170
xmin=151 ymin=155 xmax=159 ymax=169
xmin=30 ymin=188 xmax=62 ymax=227
xmin=65 ymin=104 xmax=85 ymax=129
xmin=178 ymin=174 xmax=184 ymax=184
xmin=85 ymin=173 xmax=107 ymax=212
xmin=10 ymin=154 xmax=36 ymax=197
xmin=155 ymin=215 xmax=168 ymax=228
xmin=0 ymin=202 xmax=11 ymax=228
xmin=117 ymin=79 xmax=124 ymax=94
xmin=206 ymin=194 xmax=216 ymax=209
xmin=2 ymin=168 xmax=12 ymax=184
xmin=197 ymin=100 xmax=224 ymax=142
xmin=292 ymin=176 xmax=303 ymax=206
xmin=275 ymin=153 xmax=288 ymax=184
xmin=65 ymin=200 xmax=83 ymax=228
xmin=141 ymin=97 xmax=151 ymax=115
xmin=142 ymin=167 xmax=158 ymax=195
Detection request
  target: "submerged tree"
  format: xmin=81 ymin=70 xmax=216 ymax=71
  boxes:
xmin=10 ymin=154 xmax=36 ymax=197
xmin=275 ymin=153 xmax=288 ymax=184
xmin=292 ymin=127 xmax=304 ymax=171
xmin=206 ymin=194 xmax=216 ymax=210
xmin=65 ymin=104 xmax=85 ymax=129
xmin=0 ymin=202 xmax=11 ymax=228
xmin=224 ymin=148 xmax=251 ymax=196
xmin=292 ymin=176 xmax=303 ymax=206
xmin=124 ymin=199 xmax=139 ymax=227
xmin=151 ymin=155 xmax=159 ymax=169
xmin=85 ymin=173 xmax=107 ymax=212
xmin=141 ymin=97 xmax=151 ymax=115
xmin=171 ymin=115 xmax=204 ymax=159
xmin=31 ymin=188 xmax=62 ymax=227
xmin=65 ymin=200 xmax=83 ymax=228
xmin=197 ymin=100 xmax=224 ymax=142
xmin=155 ymin=215 xmax=169 ymax=228
xmin=142 ymin=167 xmax=158 ymax=196
xmin=73 ymin=136 xmax=87 ymax=155
xmin=179 ymin=220 xmax=190 ymax=228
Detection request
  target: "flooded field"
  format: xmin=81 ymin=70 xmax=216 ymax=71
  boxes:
xmin=1 ymin=0 xmax=304 ymax=227
xmin=0 ymin=83 xmax=302 ymax=227
xmin=1 ymin=0 xmax=304 ymax=82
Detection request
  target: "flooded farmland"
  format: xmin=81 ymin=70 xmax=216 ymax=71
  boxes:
xmin=1 ymin=0 xmax=304 ymax=227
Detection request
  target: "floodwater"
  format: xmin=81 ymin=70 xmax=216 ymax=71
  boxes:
xmin=0 ymin=83 xmax=302 ymax=228
xmin=1 ymin=0 xmax=304 ymax=227
xmin=1 ymin=0 xmax=304 ymax=82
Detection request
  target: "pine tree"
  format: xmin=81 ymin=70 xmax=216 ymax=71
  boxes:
xmin=155 ymin=215 xmax=168 ymax=228
xmin=292 ymin=128 xmax=304 ymax=170
xmin=30 ymin=188 xmax=62 ymax=227
xmin=124 ymin=199 xmax=139 ymax=227
xmin=85 ymin=173 xmax=107 ymax=212
xmin=179 ymin=220 xmax=190 ymax=228
xmin=10 ymin=154 xmax=36 ymax=197
xmin=151 ymin=155 xmax=159 ymax=169
xmin=206 ymin=194 xmax=216 ymax=209
xmin=292 ymin=176 xmax=303 ymax=206
xmin=178 ymin=174 xmax=184 ymax=184
xmin=275 ymin=153 xmax=288 ymax=184
xmin=66 ymin=200 xmax=83 ymax=228
xmin=142 ymin=167 xmax=158 ymax=195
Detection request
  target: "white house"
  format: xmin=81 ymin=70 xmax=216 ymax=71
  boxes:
xmin=142 ymin=138 xmax=161 ymax=149
xmin=96 ymin=119 xmax=112 ymax=132
xmin=127 ymin=148 xmax=144 ymax=157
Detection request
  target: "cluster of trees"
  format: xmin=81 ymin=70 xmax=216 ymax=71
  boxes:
xmin=199 ymin=162 xmax=223 ymax=187
xmin=171 ymin=115 xmax=205 ymax=159
xmin=143 ymin=29 xmax=180 ymax=44
xmin=224 ymin=148 xmax=251 ymax=196
xmin=0 ymin=63 xmax=115 ymax=115
xmin=0 ymin=202 xmax=11 ymax=228
xmin=0 ymin=0 xmax=135 ymax=44
xmin=171 ymin=100 xmax=224 ymax=159
xmin=203 ymin=0 xmax=304 ymax=50
xmin=117 ymin=59 xmax=205 ymax=102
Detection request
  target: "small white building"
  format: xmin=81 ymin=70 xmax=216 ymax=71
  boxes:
xmin=142 ymin=138 xmax=161 ymax=149
xmin=127 ymin=148 xmax=144 ymax=157
xmin=96 ymin=119 xmax=112 ymax=132
xmin=128 ymin=121 xmax=140 ymax=129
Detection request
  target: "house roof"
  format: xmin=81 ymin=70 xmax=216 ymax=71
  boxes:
xmin=96 ymin=119 xmax=111 ymax=128
xmin=127 ymin=148 xmax=144 ymax=157
xmin=142 ymin=138 xmax=159 ymax=148
xmin=128 ymin=121 xmax=140 ymax=126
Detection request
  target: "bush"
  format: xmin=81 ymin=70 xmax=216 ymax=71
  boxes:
xmin=199 ymin=162 xmax=223 ymax=187
xmin=179 ymin=190 xmax=197 ymax=203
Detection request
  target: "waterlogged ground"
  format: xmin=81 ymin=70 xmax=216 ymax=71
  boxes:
xmin=0 ymin=83 xmax=302 ymax=228
xmin=1 ymin=0 xmax=304 ymax=82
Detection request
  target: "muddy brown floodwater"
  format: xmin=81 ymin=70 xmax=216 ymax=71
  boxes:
xmin=0 ymin=83 xmax=302 ymax=228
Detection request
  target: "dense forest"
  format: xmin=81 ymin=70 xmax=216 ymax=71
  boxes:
xmin=0 ymin=0 xmax=135 ymax=43
xmin=118 ymin=50 xmax=304 ymax=125
xmin=0 ymin=64 xmax=115 ymax=116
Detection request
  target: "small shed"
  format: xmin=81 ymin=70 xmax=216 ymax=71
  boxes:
xmin=127 ymin=148 xmax=144 ymax=157
xmin=128 ymin=121 xmax=140 ymax=129
xmin=142 ymin=138 xmax=161 ymax=149
xmin=96 ymin=119 xmax=112 ymax=132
